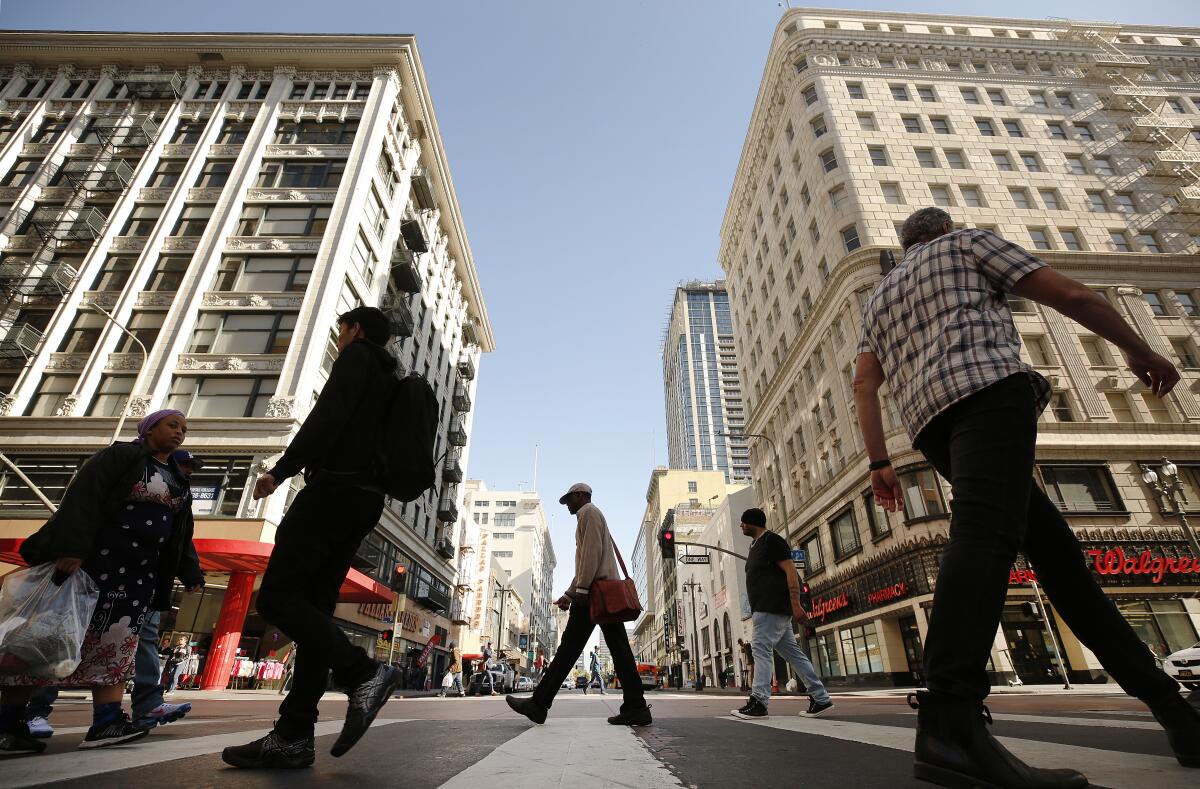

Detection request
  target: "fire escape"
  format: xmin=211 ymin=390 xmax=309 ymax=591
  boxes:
xmin=1057 ymin=22 xmax=1200 ymax=218
xmin=0 ymin=71 xmax=176 ymax=361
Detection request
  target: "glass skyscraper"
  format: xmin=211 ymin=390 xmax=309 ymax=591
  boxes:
xmin=663 ymin=282 xmax=749 ymax=483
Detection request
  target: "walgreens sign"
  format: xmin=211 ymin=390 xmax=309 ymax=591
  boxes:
xmin=1009 ymin=547 xmax=1200 ymax=586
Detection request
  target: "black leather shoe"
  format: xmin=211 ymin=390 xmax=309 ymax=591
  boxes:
xmin=222 ymin=729 xmax=315 ymax=769
xmin=607 ymin=705 xmax=652 ymax=726
xmin=506 ymin=694 xmax=547 ymax=724
xmin=910 ymin=691 xmax=1088 ymax=788
xmin=1148 ymin=692 xmax=1200 ymax=768
xmin=331 ymin=664 xmax=400 ymax=758
xmin=0 ymin=722 xmax=47 ymax=756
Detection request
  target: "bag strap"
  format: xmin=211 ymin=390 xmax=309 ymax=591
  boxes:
xmin=609 ymin=536 xmax=631 ymax=580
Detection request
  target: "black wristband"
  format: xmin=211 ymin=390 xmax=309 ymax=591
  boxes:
xmin=868 ymin=458 xmax=892 ymax=471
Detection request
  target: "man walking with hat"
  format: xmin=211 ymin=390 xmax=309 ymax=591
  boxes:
xmin=506 ymin=483 xmax=651 ymax=726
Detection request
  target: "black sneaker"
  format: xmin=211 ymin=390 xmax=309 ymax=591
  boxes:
xmin=506 ymin=695 xmax=548 ymax=725
xmin=222 ymin=729 xmax=315 ymax=769
xmin=330 ymin=663 xmax=400 ymax=758
xmin=607 ymin=705 xmax=652 ymax=726
xmin=0 ymin=723 xmax=47 ymax=756
xmin=78 ymin=712 xmax=150 ymax=749
xmin=731 ymin=697 xmax=769 ymax=719
xmin=802 ymin=698 xmax=834 ymax=717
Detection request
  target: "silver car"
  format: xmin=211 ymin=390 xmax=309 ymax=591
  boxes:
xmin=1165 ymin=641 xmax=1200 ymax=691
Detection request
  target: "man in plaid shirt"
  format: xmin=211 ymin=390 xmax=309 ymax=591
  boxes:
xmin=854 ymin=208 xmax=1198 ymax=788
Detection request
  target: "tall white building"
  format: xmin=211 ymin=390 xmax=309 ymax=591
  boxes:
xmin=0 ymin=31 xmax=494 ymax=689
xmin=719 ymin=10 xmax=1200 ymax=687
xmin=663 ymin=281 xmax=751 ymax=484
xmin=465 ymin=482 xmax=557 ymax=668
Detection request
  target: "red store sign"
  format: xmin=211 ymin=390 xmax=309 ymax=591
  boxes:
xmin=1008 ymin=548 xmax=1200 ymax=586
xmin=867 ymin=582 xmax=908 ymax=607
xmin=811 ymin=592 xmax=851 ymax=622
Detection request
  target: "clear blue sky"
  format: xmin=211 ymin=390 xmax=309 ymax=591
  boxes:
xmin=3 ymin=1 xmax=1195 ymax=603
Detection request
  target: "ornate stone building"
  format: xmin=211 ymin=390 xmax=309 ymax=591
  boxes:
xmin=719 ymin=10 xmax=1200 ymax=686
xmin=0 ymin=32 xmax=494 ymax=689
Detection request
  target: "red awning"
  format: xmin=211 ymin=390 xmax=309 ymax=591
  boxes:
xmin=0 ymin=537 xmax=390 ymax=604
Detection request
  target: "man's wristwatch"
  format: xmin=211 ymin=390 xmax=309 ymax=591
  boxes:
xmin=868 ymin=458 xmax=892 ymax=471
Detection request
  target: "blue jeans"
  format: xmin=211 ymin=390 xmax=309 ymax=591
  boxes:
xmin=750 ymin=611 xmax=830 ymax=705
xmin=131 ymin=611 xmax=165 ymax=718
xmin=590 ymin=670 xmax=605 ymax=692
xmin=27 ymin=687 xmax=57 ymax=719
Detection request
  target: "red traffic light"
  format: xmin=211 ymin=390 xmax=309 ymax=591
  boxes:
xmin=663 ymin=531 xmax=673 ymax=541
xmin=395 ymin=564 xmax=407 ymax=575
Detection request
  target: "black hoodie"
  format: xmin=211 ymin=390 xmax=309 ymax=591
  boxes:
xmin=267 ymin=339 xmax=399 ymax=484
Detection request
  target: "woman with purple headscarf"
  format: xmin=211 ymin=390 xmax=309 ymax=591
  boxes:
xmin=0 ymin=409 xmax=204 ymax=755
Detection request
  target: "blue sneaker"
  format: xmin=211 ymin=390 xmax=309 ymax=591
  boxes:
xmin=134 ymin=702 xmax=192 ymax=729
xmin=26 ymin=716 xmax=53 ymax=739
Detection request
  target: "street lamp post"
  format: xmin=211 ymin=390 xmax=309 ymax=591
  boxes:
xmin=682 ymin=578 xmax=704 ymax=691
xmin=88 ymin=303 xmax=148 ymax=443
xmin=1141 ymin=458 xmax=1200 ymax=556
xmin=720 ymin=431 xmax=789 ymax=534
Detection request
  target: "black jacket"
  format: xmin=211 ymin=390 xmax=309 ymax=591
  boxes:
xmin=19 ymin=442 xmax=205 ymax=611
xmin=267 ymin=339 xmax=399 ymax=483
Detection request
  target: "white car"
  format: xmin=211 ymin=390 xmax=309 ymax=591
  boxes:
xmin=560 ymin=679 xmax=573 ymax=690
xmin=515 ymin=676 xmax=536 ymax=692
xmin=1164 ymin=641 xmax=1200 ymax=690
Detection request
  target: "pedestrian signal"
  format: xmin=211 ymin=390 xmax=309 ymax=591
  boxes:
xmin=659 ymin=528 xmax=675 ymax=560
xmin=380 ymin=629 xmax=394 ymax=642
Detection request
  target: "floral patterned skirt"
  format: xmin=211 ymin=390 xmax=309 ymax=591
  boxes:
xmin=1 ymin=500 xmax=170 ymax=687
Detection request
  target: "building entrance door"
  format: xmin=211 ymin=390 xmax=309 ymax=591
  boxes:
xmin=898 ymin=615 xmax=924 ymax=683
xmin=1001 ymin=603 xmax=1067 ymax=684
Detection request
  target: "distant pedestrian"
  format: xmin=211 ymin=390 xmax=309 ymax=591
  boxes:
xmin=738 ymin=638 xmax=753 ymax=689
xmin=507 ymin=483 xmax=651 ymax=726
xmin=731 ymin=508 xmax=832 ymax=721
xmin=854 ymin=209 xmax=1198 ymax=786
xmin=446 ymin=643 xmax=464 ymax=697
xmin=1 ymin=410 xmax=202 ymax=755
xmin=588 ymin=650 xmax=606 ymax=694
xmin=534 ymin=647 xmax=545 ymax=679
xmin=224 ymin=307 xmax=404 ymax=769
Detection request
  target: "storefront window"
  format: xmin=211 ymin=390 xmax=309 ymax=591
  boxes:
xmin=0 ymin=455 xmax=89 ymax=513
xmin=900 ymin=468 xmax=946 ymax=520
xmin=839 ymin=622 xmax=884 ymax=674
xmin=1118 ymin=600 xmax=1198 ymax=658
xmin=187 ymin=456 xmax=253 ymax=517
xmin=813 ymin=632 xmax=843 ymax=677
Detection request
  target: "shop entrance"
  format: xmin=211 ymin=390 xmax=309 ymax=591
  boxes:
xmin=1001 ymin=602 xmax=1069 ymax=684
xmin=899 ymin=615 xmax=924 ymax=683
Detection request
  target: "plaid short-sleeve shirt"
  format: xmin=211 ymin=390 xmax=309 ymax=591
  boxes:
xmin=857 ymin=228 xmax=1052 ymax=441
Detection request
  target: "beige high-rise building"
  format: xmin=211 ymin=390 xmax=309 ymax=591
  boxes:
xmin=0 ymin=31 xmax=494 ymax=688
xmin=720 ymin=10 xmax=1200 ymax=687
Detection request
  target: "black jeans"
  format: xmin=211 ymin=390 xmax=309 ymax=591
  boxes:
xmin=256 ymin=481 xmax=385 ymax=738
xmin=915 ymin=374 xmax=1178 ymax=702
xmin=532 ymin=602 xmax=646 ymax=712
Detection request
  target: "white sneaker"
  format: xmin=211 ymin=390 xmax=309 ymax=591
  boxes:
xmin=134 ymin=701 xmax=192 ymax=729
xmin=26 ymin=716 xmax=53 ymax=738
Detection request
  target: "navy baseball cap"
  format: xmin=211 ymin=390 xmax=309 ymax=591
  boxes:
xmin=171 ymin=449 xmax=202 ymax=469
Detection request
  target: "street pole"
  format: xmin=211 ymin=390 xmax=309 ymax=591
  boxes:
xmin=1029 ymin=579 xmax=1071 ymax=690
xmin=88 ymin=303 xmax=147 ymax=444
xmin=721 ymin=431 xmax=789 ymax=535
xmin=683 ymin=579 xmax=703 ymax=691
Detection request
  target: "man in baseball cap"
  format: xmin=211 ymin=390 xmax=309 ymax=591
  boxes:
xmin=170 ymin=449 xmax=203 ymax=475
xmin=558 ymin=482 xmax=592 ymax=505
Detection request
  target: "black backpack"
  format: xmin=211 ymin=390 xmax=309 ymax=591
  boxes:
xmin=374 ymin=371 xmax=439 ymax=502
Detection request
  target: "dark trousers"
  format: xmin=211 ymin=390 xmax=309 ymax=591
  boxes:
xmin=532 ymin=602 xmax=646 ymax=712
xmin=915 ymin=374 xmax=1179 ymax=702
xmin=256 ymin=481 xmax=385 ymax=738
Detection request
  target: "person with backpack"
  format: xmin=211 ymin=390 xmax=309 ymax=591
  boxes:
xmin=223 ymin=306 xmax=435 ymax=770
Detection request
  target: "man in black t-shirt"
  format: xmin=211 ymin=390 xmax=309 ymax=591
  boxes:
xmin=732 ymin=508 xmax=833 ymax=720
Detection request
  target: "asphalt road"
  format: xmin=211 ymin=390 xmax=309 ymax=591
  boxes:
xmin=1 ymin=687 xmax=1196 ymax=788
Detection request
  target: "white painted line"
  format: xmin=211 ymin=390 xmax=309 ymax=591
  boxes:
xmin=899 ymin=711 xmax=1161 ymax=730
xmin=439 ymin=717 xmax=683 ymax=789
xmin=0 ymin=718 xmax=413 ymax=788
xmin=725 ymin=715 xmax=1193 ymax=789
xmin=39 ymin=717 xmax=272 ymax=737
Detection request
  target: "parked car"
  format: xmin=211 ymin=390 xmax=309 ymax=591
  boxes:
xmin=575 ymin=675 xmax=588 ymax=689
xmin=560 ymin=679 xmax=573 ymax=690
xmin=514 ymin=676 xmax=535 ymax=692
xmin=468 ymin=662 xmax=515 ymax=695
xmin=1164 ymin=641 xmax=1200 ymax=690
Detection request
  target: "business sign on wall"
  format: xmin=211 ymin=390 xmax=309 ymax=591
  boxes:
xmin=1009 ymin=544 xmax=1200 ymax=586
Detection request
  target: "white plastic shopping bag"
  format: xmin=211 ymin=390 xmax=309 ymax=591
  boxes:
xmin=442 ymin=671 xmax=454 ymax=688
xmin=0 ymin=563 xmax=99 ymax=678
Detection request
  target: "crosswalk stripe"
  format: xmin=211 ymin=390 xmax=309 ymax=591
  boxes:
xmin=0 ymin=718 xmax=413 ymax=788
xmin=41 ymin=717 xmax=275 ymax=737
xmin=439 ymin=717 xmax=683 ymax=789
xmin=900 ymin=711 xmax=1161 ymax=730
xmin=725 ymin=716 xmax=1191 ymax=789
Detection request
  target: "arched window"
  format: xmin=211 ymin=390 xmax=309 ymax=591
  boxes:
xmin=723 ymin=612 xmax=733 ymax=652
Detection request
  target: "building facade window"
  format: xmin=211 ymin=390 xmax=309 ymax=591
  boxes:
xmin=1036 ymin=465 xmax=1123 ymax=513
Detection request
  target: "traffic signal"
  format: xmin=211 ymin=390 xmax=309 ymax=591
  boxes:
xmin=1021 ymin=601 xmax=1042 ymax=619
xmin=380 ymin=629 xmax=394 ymax=642
xmin=799 ymin=582 xmax=813 ymax=612
xmin=659 ymin=527 xmax=675 ymax=560
xmin=390 ymin=564 xmax=408 ymax=593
